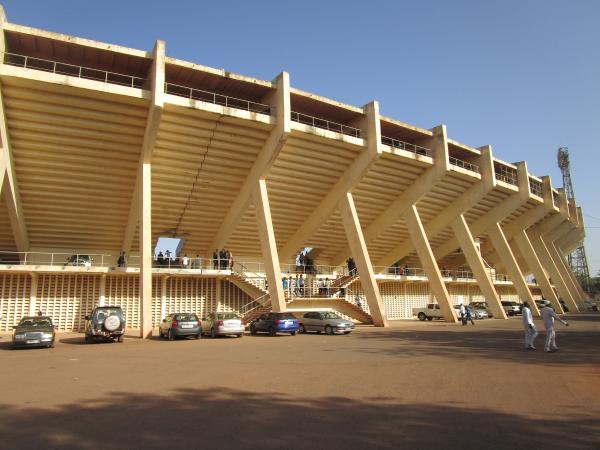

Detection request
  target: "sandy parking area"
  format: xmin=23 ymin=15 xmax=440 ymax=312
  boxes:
xmin=0 ymin=314 xmax=599 ymax=449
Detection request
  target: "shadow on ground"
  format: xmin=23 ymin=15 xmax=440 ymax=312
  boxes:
xmin=354 ymin=315 xmax=600 ymax=367
xmin=0 ymin=388 xmax=598 ymax=449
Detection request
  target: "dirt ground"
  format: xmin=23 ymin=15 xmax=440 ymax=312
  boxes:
xmin=0 ymin=313 xmax=599 ymax=450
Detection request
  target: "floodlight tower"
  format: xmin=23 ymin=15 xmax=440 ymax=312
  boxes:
xmin=557 ymin=147 xmax=591 ymax=291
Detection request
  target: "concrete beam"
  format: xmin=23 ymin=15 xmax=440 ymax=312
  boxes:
xmin=333 ymin=124 xmax=451 ymax=266
xmin=254 ymin=179 xmax=286 ymax=312
xmin=122 ymin=40 xmax=165 ymax=253
xmin=210 ymin=72 xmax=290 ymax=251
xmin=451 ymin=215 xmax=506 ymax=319
xmin=433 ymin=161 xmax=531 ymax=261
xmin=375 ymin=144 xmax=495 ymax=267
xmin=404 ymin=205 xmax=457 ymax=323
xmin=512 ymin=230 xmax=561 ymax=310
xmin=339 ymin=192 xmax=388 ymax=327
xmin=487 ymin=223 xmax=540 ymax=316
xmin=279 ymin=100 xmax=383 ymax=262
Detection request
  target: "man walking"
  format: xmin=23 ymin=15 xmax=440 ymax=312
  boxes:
xmin=540 ymin=305 xmax=569 ymax=353
xmin=521 ymin=301 xmax=538 ymax=350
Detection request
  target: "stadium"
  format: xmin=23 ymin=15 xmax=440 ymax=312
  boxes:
xmin=0 ymin=6 xmax=588 ymax=338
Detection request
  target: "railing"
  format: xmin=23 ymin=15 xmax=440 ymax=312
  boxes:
xmin=0 ymin=251 xmax=140 ymax=268
xmin=3 ymin=52 xmax=146 ymax=88
xmin=493 ymin=273 xmax=511 ymax=282
xmin=164 ymin=82 xmax=272 ymax=114
xmin=381 ymin=136 xmax=432 ymax=157
xmin=495 ymin=164 xmax=518 ymax=186
xmin=449 ymin=156 xmax=480 ymax=173
xmin=529 ymin=178 xmax=543 ymax=198
xmin=238 ymin=292 xmax=271 ymax=317
xmin=290 ymin=111 xmax=362 ymax=138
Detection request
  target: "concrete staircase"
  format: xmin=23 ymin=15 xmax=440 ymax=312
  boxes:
xmin=227 ymin=272 xmax=269 ymax=298
xmin=330 ymin=273 xmax=359 ymax=290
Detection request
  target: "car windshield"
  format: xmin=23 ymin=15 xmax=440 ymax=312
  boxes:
xmin=322 ymin=312 xmax=341 ymax=319
xmin=176 ymin=314 xmax=198 ymax=321
xmin=18 ymin=317 xmax=52 ymax=327
xmin=217 ymin=313 xmax=240 ymax=320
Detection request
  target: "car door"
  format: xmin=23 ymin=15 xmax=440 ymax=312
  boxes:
xmin=302 ymin=312 xmax=314 ymax=331
xmin=255 ymin=314 xmax=267 ymax=331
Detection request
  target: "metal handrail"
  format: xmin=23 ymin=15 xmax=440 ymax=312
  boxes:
xmin=381 ymin=136 xmax=432 ymax=157
xmin=238 ymin=292 xmax=271 ymax=317
xmin=2 ymin=52 xmax=146 ymax=88
xmin=290 ymin=111 xmax=362 ymax=138
xmin=529 ymin=178 xmax=543 ymax=197
xmin=495 ymin=164 xmax=518 ymax=186
xmin=164 ymin=81 xmax=272 ymax=115
xmin=449 ymin=156 xmax=480 ymax=173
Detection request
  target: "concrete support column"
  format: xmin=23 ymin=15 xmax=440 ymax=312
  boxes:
xmin=215 ymin=278 xmax=222 ymax=312
xmin=487 ymin=223 xmax=540 ymax=316
xmin=451 ymin=215 xmax=506 ymax=319
xmin=404 ymin=205 xmax=457 ymax=323
xmin=28 ymin=273 xmax=38 ymax=316
xmin=339 ymin=192 xmax=388 ymax=327
xmin=140 ymin=162 xmax=153 ymax=338
xmin=253 ymin=179 xmax=286 ymax=312
xmin=529 ymin=232 xmax=577 ymax=312
xmin=513 ymin=230 xmax=561 ymax=310
xmin=99 ymin=274 xmax=106 ymax=307
xmin=160 ymin=276 xmax=167 ymax=320
xmin=544 ymin=238 xmax=582 ymax=309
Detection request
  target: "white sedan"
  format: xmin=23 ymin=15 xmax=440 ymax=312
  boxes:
xmin=201 ymin=312 xmax=245 ymax=338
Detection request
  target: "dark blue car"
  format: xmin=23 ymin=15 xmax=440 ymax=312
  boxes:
xmin=250 ymin=312 xmax=299 ymax=336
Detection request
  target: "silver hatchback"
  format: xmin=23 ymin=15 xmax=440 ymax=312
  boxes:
xmin=299 ymin=311 xmax=355 ymax=335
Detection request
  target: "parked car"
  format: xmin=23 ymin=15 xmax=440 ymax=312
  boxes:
xmin=470 ymin=306 xmax=488 ymax=319
xmin=413 ymin=304 xmax=445 ymax=321
xmin=12 ymin=316 xmax=56 ymax=349
xmin=470 ymin=301 xmax=493 ymax=318
xmin=299 ymin=311 xmax=355 ymax=335
xmin=159 ymin=313 xmax=201 ymax=340
xmin=65 ymin=254 xmax=92 ymax=267
xmin=250 ymin=312 xmax=299 ymax=336
xmin=84 ymin=306 xmax=125 ymax=343
xmin=501 ymin=301 xmax=521 ymax=316
xmin=582 ymin=299 xmax=598 ymax=312
xmin=201 ymin=312 xmax=245 ymax=338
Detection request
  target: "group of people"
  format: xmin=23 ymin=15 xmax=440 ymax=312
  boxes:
xmin=281 ymin=275 xmax=344 ymax=298
xmin=522 ymin=301 xmax=568 ymax=353
xmin=212 ymin=249 xmax=234 ymax=270
xmin=459 ymin=303 xmax=475 ymax=326
xmin=155 ymin=251 xmax=202 ymax=269
xmin=390 ymin=263 xmax=412 ymax=276
xmin=295 ymin=252 xmax=316 ymax=274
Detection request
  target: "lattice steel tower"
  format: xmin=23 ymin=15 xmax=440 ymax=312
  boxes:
xmin=557 ymin=147 xmax=590 ymax=291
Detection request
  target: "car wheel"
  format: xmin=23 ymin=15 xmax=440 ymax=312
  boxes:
xmin=343 ymin=331 xmax=352 ymax=335
xmin=250 ymin=324 xmax=257 ymax=335
xmin=237 ymin=333 xmax=243 ymax=338
xmin=299 ymin=324 xmax=306 ymax=334
xmin=418 ymin=312 xmax=426 ymax=321
xmin=84 ymin=334 xmax=91 ymax=344
xmin=427 ymin=317 xmax=433 ymax=321
xmin=194 ymin=333 xmax=201 ymax=339
xmin=290 ymin=331 xmax=297 ymax=336
xmin=48 ymin=342 xmax=55 ymax=348
xmin=168 ymin=329 xmax=175 ymax=341
xmin=269 ymin=326 xmax=277 ymax=337
xmin=210 ymin=327 xmax=216 ymax=338
xmin=117 ymin=335 xmax=124 ymax=343
xmin=158 ymin=329 xmax=163 ymax=338
xmin=325 ymin=325 xmax=334 ymax=335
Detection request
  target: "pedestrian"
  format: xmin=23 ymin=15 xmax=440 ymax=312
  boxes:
xmin=228 ymin=251 xmax=234 ymax=270
xmin=298 ymin=275 xmax=305 ymax=297
xmin=465 ymin=305 xmax=475 ymax=325
xmin=540 ymin=306 xmax=569 ymax=353
xmin=37 ymin=309 xmax=43 ymax=317
xmin=459 ymin=303 xmax=467 ymax=325
xmin=117 ymin=251 xmax=127 ymax=268
xmin=182 ymin=254 xmax=189 ymax=268
xmin=282 ymin=277 xmax=288 ymax=292
xmin=521 ymin=301 xmax=538 ymax=350
xmin=213 ymin=249 xmax=218 ymax=269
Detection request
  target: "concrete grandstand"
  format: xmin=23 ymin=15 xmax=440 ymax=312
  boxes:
xmin=0 ymin=6 xmax=589 ymax=337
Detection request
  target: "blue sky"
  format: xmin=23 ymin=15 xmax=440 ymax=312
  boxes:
xmin=3 ymin=0 xmax=599 ymax=274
